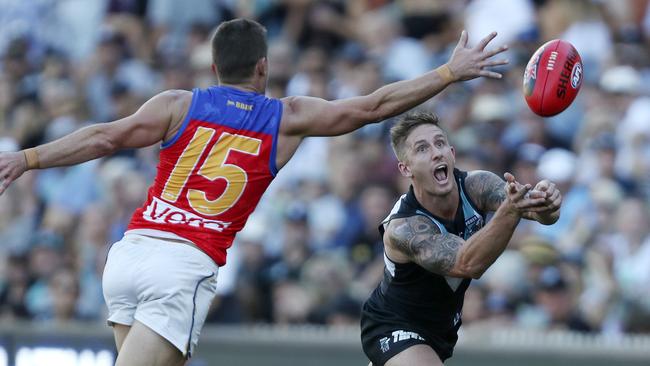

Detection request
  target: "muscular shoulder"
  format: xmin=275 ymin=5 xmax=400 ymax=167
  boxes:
xmin=161 ymin=89 xmax=192 ymax=113
xmin=161 ymin=89 xmax=193 ymax=98
xmin=160 ymin=90 xmax=193 ymax=140
xmin=386 ymin=215 xmax=462 ymax=275
xmin=464 ymin=170 xmax=506 ymax=212
xmin=278 ymin=96 xmax=325 ymax=135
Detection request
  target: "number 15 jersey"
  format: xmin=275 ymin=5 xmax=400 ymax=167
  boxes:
xmin=127 ymin=86 xmax=282 ymax=266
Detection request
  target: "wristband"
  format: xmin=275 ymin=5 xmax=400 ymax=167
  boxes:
xmin=23 ymin=148 xmax=40 ymax=170
xmin=435 ymin=64 xmax=456 ymax=84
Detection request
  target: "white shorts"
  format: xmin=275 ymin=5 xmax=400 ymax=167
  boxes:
xmin=102 ymin=233 xmax=219 ymax=357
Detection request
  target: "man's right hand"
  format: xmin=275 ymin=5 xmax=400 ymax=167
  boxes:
xmin=502 ymin=172 xmax=548 ymax=216
xmin=447 ymin=30 xmax=509 ymax=81
xmin=0 ymin=151 xmax=28 ymax=195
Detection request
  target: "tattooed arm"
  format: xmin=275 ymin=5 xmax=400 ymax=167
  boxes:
xmin=465 ymin=170 xmax=561 ymax=224
xmin=385 ymin=175 xmax=543 ymax=278
xmin=385 ymin=215 xmax=465 ymax=276
xmin=463 ymin=170 xmax=507 ymax=212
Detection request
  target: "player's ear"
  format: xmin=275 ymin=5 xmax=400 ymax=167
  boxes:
xmin=211 ymin=64 xmax=218 ymax=76
xmin=397 ymin=161 xmax=412 ymax=178
xmin=256 ymin=57 xmax=268 ymax=77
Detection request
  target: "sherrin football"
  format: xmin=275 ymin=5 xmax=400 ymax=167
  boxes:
xmin=523 ymin=39 xmax=583 ymax=117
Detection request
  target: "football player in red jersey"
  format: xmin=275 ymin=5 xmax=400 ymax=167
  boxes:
xmin=0 ymin=19 xmax=508 ymax=366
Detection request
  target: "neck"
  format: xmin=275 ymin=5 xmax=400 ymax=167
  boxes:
xmin=219 ymin=80 xmax=263 ymax=94
xmin=412 ymin=181 xmax=459 ymax=221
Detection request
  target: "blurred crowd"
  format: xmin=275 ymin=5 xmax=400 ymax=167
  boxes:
xmin=1 ymin=0 xmax=650 ymax=338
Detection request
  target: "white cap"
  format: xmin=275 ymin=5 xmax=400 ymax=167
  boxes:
xmin=536 ymin=148 xmax=577 ymax=183
xmin=600 ymin=65 xmax=641 ymax=94
xmin=470 ymin=94 xmax=512 ymax=122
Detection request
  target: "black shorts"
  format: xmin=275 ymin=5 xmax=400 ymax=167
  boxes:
xmin=360 ymin=304 xmax=456 ymax=365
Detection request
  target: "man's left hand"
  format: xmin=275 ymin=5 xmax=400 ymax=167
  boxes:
xmin=533 ymin=180 xmax=561 ymax=212
xmin=523 ymin=180 xmax=562 ymax=224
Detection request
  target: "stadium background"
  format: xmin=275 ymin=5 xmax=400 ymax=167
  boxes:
xmin=1 ymin=0 xmax=650 ymax=365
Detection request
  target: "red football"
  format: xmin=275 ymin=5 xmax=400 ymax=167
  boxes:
xmin=523 ymin=39 xmax=583 ymax=117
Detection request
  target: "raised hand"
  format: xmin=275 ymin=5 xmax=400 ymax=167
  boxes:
xmin=502 ymin=172 xmax=548 ymax=216
xmin=527 ymin=179 xmax=562 ymax=216
xmin=447 ymin=31 xmax=509 ymax=81
xmin=510 ymin=177 xmax=562 ymax=225
xmin=0 ymin=151 xmax=27 ymax=195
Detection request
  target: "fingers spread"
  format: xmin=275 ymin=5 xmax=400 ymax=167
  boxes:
xmin=479 ymin=59 xmax=509 ymax=68
xmin=479 ymin=70 xmax=502 ymax=78
xmin=483 ymin=45 xmax=509 ymax=59
xmin=477 ymin=31 xmax=497 ymax=51
xmin=458 ymin=30 xmax=468 ymax=48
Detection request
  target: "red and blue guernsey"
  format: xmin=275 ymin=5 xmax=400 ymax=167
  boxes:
xmin=127 ymin=86 xmax=282 ymax=266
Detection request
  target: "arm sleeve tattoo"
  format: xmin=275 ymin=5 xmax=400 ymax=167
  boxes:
xmin=464 ymin=170 xmax=507 ymax=212
xmin=388 ymin=215 xmax=463 ymax=275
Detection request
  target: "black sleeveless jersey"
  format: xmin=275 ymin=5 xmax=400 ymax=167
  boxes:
xmin=361 ymin=169 xmax=486 ymax=360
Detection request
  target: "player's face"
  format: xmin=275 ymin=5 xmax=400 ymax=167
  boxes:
xmin=398 ymin=124 xmax=456 ymax=196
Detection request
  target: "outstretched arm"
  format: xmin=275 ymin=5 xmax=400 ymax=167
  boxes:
xmin=280 ymin=31 xmax=508 ymax=137
xmin=464 ymin=171 xmax=561 ymax=225
xmin=0 ymin=89 xmax=190 ymax=194
xmin=386 ymin=174 xmax=547 ymax=279
xmin=387 ymin=206 xmax=519 ymax=279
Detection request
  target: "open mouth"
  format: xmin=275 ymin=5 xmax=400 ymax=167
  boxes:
xmin=434 ymin=164 xmax=449 ymax=183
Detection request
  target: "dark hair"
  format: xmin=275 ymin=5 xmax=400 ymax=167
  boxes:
xmin=211 ymin=18 xmax=268 ymax=84
xmin=390 ymin=111 xmax=444 ymax=161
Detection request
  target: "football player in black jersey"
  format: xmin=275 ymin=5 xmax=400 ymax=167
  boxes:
xmin=361 ymin=112 xmax=562 ymax=366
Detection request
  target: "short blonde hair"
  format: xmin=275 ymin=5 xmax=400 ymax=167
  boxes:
xmin=390 ymin=111 xmax=445 ymax=161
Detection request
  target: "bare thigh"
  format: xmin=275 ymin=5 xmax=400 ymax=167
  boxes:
xmin=115 ymin=320 xmax=185 ymax=366
xmin=385 ymin=344 xmax=443 ymax=366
